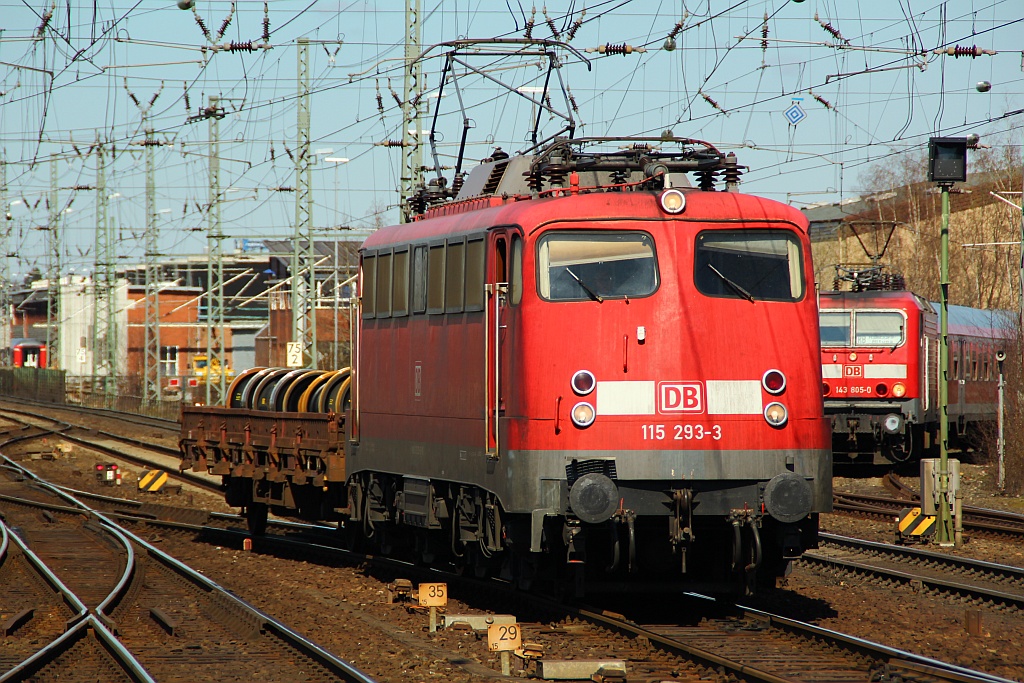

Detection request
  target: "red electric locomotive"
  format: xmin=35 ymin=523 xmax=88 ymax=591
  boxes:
xmin=820 ymin=289 xmax=1009 ymax=464
xmin=181 ymin=137 xmax=832 ymax=594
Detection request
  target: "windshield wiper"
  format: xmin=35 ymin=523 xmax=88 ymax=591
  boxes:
xmin=565 ymin=267 xmax=603 ymax=303
xmin=707 ymin=264 xmax=755 ymax=303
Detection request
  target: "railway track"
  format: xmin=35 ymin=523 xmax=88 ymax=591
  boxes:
xmin=833 ymin=474 xmax=1024 ymax=539
xmin=803 ymin=532 xmax=1024 ymax=610
xmin=0 ymin=457 xmax=375 ymax=683
xmin=55 ymin=494 xmax=1014 ymax=683
xmin=0 ymin=398 xmax=180 ymax=434
xmin=0 ymin=406 xmax=222 ymax=496
xmin=3 ymin=402 xmax=1021 ymax=681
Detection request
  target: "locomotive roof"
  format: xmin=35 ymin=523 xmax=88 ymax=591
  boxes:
xmin=819 ymin=290 xmax=1012 ymax=337
xmin=361 ymin=188 xmax=808 ymax=251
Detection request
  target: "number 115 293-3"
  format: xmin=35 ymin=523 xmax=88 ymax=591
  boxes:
xmin=642 ymin=424 xmax=722 ymax=441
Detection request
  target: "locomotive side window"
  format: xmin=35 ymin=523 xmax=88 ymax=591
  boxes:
xmin=819 ymin=311 xmax=851 ymax=345
xmin=377 ymin=251 xmax=393 ymax=318
xmin=446 ymin=239 xmax=466 ymax=313
xmin=694 ymin=230 xmax=803 ymax=302
xmin=465 ymin=238 xmax=486 ymax=311
xmin=537 ymin=231 xmax=658 ymax=301
xmin=853 ymin=312 xmax=903 ymax=347
xmin=412 ymin=245 xmax=428 ymax=314
xmin=362 ymin=254 xmax=376 ymax=318
xmin=510 ymin=236 xmax=523 ymax=305
xmin=427 ymin=244 xmax=446 ymax=313
xmin=393 ymin=249 xmax=410 ymax=317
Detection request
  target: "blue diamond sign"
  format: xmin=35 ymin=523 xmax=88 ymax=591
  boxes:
xmin=784 ymin=101 xmax=807 ymax=125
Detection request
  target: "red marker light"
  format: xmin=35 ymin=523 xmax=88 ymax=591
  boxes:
xmin=762 ymin=369 xmax=786 ymax=395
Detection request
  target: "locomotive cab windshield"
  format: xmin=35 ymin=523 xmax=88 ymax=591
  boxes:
xmin=694 ymin=230 xmax=804 ymax=302
xmin=538 ymin=231 xmax=659 ymax=301
xmin=819 ymin=310 xmax=906 ymax=348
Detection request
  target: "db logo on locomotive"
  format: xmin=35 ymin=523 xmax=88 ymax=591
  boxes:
xmin=659 ymin=382 xmax=704 ymax=413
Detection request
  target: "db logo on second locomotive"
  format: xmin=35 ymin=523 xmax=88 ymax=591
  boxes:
xmin=659 ymin=382 xmax=705 ymax=413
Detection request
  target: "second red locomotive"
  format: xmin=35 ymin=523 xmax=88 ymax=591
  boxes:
xmin=820 ymin=289 xmax=1009 ymax=464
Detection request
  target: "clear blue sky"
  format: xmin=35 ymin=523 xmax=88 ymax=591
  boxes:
xmin=1 ymin=0 xmax=1021 ymax=280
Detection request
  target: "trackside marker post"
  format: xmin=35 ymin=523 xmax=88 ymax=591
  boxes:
xmin=488 ymin=622 xmax=521 ymax=675
xmin=418 ymin=583 xmax=447 ymax=633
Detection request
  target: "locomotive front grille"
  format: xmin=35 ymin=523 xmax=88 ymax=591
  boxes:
xmin=566 ymin=458 xmax=617 ymax=487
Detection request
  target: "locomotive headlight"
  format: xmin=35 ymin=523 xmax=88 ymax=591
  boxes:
xmin=822 ymin=382 xmax=830 ymax=396
xmin=883 ymin=413 xmax=902 ymax=434
xmin=875 ymin=383 xmax=889 ymax=396
xmin=571 ymin=402 xmax=596 ymax=428
xmin=571 ymin=369 xmax=596 ymax=396
xmin=762 ymin=369 xmax=786 ymax=395
xmin=660 ymin=188 xmax=686 ymax=214
xmin=892 ymin=382 xmax=907 ymax=398
xmin=763 ymin=402 xmax=788 ymax=427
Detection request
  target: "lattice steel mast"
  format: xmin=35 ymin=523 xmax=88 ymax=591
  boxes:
xmin=91 ymin=137 xmax=118 ymax=398
xmin=46 ymin=156 xmax=60 ymax=369
xmin=292 ymin=37 xmax=317 ymax=369
xmin=0 ymin=155 xmax=10 ymax=362
xmin=127 ymin=82 xmax=166 ymax=404
xmin=400 ymin=0 xmax=424 ymax=223
xmin=205 ymin=95 xmax=227 ymax=405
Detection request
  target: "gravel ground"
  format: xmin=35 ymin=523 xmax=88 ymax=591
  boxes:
xmin=4 ymin=411 xmax=1024 ymax=682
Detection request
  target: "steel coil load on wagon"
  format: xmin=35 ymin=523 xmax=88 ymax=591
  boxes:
xmin=227 ymin=367 xmax=267 ymax=408
xmin=249 ymin=369 xmax=293 ymax=410
xmin=297 ymin=370 xmax=339 ymax=412
xmin=278 ymin=370 xmax=330 ymax=412
xmin=316 ymin=368 xmax=351 ymax=414
xmin=266 ymin=369 xmax=317 ymax=411
xmin=225 ymin=367 xmax=352 ymax=412
xmin=237 ymin=368 xmax=278 ymax=408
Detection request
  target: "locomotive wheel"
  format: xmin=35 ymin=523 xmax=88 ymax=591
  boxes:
xmin=246 ymin=502 xmax=269 ymax=536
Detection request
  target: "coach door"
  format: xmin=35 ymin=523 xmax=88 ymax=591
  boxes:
xmin=485 ymin=229 xmax=518 ymax=458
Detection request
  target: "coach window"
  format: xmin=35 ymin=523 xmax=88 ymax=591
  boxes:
xmin=694 ymin=230 xmax=802 ymax=302
xmin=446 ymin=239 xmax=466 ymax=313
xmin=362 ymin=254 xmax=376 ymax=318
xmin=853 ymin=312 xmax=903 ymax=347
xmin=538 ymin=231 xmax=658 ymax=301
xmin=819 ymin=311 xmax=851 ymax=346
xmin=412 ymin=245 xmax=428 ymax=314
xmin=465 ymin=238 xmax=486 ymax=311
xmin=427 ymin=244 xmax=446 ymax=313
xmin=376 ymin=250 xmax=393 ymax=318
xmin=510 ymin=235 xmax=523 ymax=305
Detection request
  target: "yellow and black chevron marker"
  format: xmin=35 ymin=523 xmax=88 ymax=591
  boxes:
xmin=896 ymin=507 xmax=936 ymax=543
xmin=138 ymin=469 xmax=169 ymax=493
